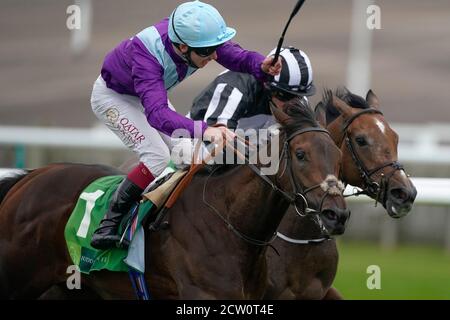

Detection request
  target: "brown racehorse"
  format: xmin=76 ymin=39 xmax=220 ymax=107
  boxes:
xmin=264 ymin=89 xmax=417 ymax=299
xmin=0 ymin=99 xmax=350 ymax=299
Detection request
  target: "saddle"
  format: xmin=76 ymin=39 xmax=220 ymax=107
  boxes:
xmin=143 ymin=161 xmax=205 ymax=232
xmin=141 ymin=134 xmax=243 ymax=231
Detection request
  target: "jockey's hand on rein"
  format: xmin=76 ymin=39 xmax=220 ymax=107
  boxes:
xmin=203 ymin=126 xmax=236 ymax=150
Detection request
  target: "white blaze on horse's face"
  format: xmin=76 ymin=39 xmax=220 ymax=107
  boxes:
xmin=374 ymin=118 xmax=386 ymax=135
xmin=399 ymin=170 xmax=408 ymax=179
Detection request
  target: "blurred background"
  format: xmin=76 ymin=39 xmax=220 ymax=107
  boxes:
xmin=0 ymin=0 xmax=449 ymax=299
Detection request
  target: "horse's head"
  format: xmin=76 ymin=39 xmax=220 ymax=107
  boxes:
xmin=271 ymin=99 xmax=350 ymax=235
xmin=316 ymin=88 xmax=417 ymax=218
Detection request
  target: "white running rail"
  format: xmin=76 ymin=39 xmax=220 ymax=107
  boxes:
xmin=1 ymin=123 xmax=450 ymax=162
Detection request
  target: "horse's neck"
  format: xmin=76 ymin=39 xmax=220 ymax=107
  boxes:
xmin=219 ymin=165 xmax=291 ymax=245
xmin=278 ymin=210 xmax=324 ymax=240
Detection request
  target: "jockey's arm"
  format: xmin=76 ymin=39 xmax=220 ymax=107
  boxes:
xmin=131 ymin=42 xmax=207 ymax=138
xmin=216 ymin=41 xmax=268 ymax=82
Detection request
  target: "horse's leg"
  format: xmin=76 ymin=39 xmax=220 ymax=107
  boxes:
xmin=322 ymin=287 xmax=344 ymax=300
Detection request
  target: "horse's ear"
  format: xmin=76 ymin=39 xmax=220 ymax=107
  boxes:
xmin=271 ymin=104 xmax=291 ymax=125
xmin=332 ymin=95 xmax=353 ymax=119
xmin=314 ymin=102 xmax=327 ymax=127
xmin=366 ymin=89 xmax=380 ymax=109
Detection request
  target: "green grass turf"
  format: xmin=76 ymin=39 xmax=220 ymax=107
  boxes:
xmin=333 ymin=241 xmax=450 ymax=300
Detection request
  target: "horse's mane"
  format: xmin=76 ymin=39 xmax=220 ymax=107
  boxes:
xmin=199 ymin=98 xmax=319 ymax=176
xmin=316 ymin=87 xmax=369 ymax=125
xmin=0 ymin=171 xmax=30 ymax=206
xmin=283 ymin=97 xmax=320 ymax=136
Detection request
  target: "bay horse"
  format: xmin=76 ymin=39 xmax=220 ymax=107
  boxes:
xmin=0 ymin=99 xmax=349 ymax=299
xmin=264 ymin=88 xmax=417 ymax=300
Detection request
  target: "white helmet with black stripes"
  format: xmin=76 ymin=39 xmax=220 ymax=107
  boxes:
xmin=267 ymin=46 xmax=316 ymax=99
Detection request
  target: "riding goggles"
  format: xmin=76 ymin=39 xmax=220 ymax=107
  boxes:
xmin=191 ymin=44 xmax=221 ymax=57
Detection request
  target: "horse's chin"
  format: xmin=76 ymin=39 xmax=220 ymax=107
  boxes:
xmin=329 ymin=226 xmax=346 ymax=236
xmin=321 ymin=218 xmax=346 ymax=236
xmin=385 ymin=199 xmax=412 ymax=219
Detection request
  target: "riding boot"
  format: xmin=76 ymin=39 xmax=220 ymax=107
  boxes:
xmin=90 ymin=178 xmax=144 ymax=249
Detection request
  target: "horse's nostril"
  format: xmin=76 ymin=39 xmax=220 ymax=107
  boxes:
xmin=323 ymin=209 xmax=337 ymax=221
xmin=390 ymin=188 xmax=408 ymax=202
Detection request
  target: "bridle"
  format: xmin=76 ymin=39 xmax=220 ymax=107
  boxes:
xmin=256 ymin=126 xmax=332 ymax=217
xmin=340 ymin=108 xmax=405 ymax=206
xmin=202 ymin=124 xmax=335 ymax=247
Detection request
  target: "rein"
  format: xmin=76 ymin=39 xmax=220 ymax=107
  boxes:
xmin=202 ymin=124 xmax=333 ymax=247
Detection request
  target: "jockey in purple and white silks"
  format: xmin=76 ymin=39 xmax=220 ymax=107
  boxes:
xmin=90 ymin=1 xmax=282 ymax=249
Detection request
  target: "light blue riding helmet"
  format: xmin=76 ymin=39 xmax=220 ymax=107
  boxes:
xmin=168 ymin=1 xmax=236 ymax=48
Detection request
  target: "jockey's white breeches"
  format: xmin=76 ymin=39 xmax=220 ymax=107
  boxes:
xmin=90 ymin=76 xmax=195 ymax=176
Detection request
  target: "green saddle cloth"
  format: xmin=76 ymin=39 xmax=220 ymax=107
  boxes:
xmin=64 ymin=175 xmax=154 ymax=274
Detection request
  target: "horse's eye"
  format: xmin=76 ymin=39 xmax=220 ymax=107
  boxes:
xmin=355 ymin=136 xmax=368 ymax=146
xmin=296 ymin=150 xmax=306 ymax=160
